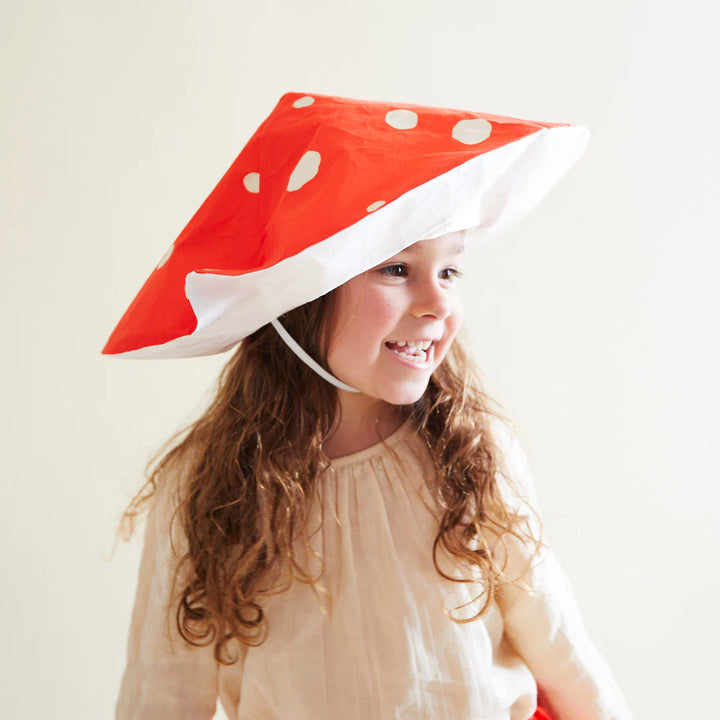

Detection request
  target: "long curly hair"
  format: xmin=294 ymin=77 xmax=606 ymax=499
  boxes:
xmin=118 ymin=289 xmax=542 ymax=665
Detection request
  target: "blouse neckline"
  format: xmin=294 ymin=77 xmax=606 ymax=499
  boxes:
xmin=325 ymin=415 xmax=417 ymax=470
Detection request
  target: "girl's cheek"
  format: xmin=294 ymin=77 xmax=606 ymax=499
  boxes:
xmin=455 ymin=311 xmax=465 ymax=336
xmin=363 ymin=297 xmax=397 ymax=331
xmin=452 ymin=299 xmax=465 ymax=334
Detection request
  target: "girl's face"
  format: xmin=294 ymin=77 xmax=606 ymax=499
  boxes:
xmin=326 ymin=231 xmax=465 ymax=408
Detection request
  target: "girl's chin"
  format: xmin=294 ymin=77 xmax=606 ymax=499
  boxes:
xmin=339 ymin=381 xmax=429 ymax=407
xmin=334 ymin=362 xmax=437 ymax=406
xmin=380 ymin=379 xmax=432 ymax=406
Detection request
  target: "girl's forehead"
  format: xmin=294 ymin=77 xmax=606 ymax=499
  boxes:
xmin=392 ymin=231 xmax=466 ymax=258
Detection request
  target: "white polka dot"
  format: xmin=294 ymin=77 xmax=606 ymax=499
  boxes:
xmin=452 ymin=118 xmax=492 ymax=145
xmin=293 ymin=96 xmax=315 ymax=108
xmin=243 ymin=172 xmax=260 ymax=193
xmin=385 ymin=109 xmax=418 ymax=130
xmin=287 ymin=151 xmax=321 ymax=192
xmin=366 ymin=200 xmax=386 ymax=212
xmin=156 ymin=246 xmax=173 ymax=268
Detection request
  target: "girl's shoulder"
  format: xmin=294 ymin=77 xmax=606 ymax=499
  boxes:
xmin=484 ymin=413 xmax=524 ymax=455
xmin=144 ymin=441 xmax=203 ymax=537
xmin=483 ymin=413 xmax=539 ymax=511
xmin=481 ymin=413 xmax=527 ymax=478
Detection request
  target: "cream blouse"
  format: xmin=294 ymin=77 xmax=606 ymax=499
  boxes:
xmin=115 ymin=417 xmax=634 ymax=720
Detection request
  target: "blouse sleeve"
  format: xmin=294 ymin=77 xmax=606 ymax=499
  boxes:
xmin=115 ymin=470 xmax=224 ymax=720
xmin=490 ymin=420 xmax=634 ymax=720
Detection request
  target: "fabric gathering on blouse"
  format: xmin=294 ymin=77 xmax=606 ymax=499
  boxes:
xmin=115 ymin=416 xmax=634 ymax=720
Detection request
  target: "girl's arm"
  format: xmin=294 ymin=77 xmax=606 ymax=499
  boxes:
xmin=115 ymin=469 xmax=233 ymax=720
xmin=491 ymin=421 xmax=634 ymax=720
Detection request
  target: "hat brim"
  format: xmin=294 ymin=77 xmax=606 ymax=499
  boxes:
xmin=113 ymin=124 xmax=588 ymax=358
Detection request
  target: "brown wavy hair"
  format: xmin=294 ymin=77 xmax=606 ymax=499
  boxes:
xmin=118 ymin=289 xmax=542 ymax=665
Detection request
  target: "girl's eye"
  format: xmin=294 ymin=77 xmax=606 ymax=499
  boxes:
xmin=378 ymin=263 xmax=407 ymax=278
xmin=377 ymin=264 xmax=463 ymax=280
xmin=440 ymin=267 xmax=463 ymax=281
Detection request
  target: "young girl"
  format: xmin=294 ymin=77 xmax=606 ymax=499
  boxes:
xmin=107 ymin=93 xmax=634 ymax=720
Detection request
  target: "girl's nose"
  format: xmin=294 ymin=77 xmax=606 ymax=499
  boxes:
xmin=410 ymin=279 xmax=453 ymax=320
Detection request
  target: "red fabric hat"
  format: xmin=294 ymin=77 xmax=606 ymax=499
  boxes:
xmin=103 ymin=92 xmax=588 ymax=358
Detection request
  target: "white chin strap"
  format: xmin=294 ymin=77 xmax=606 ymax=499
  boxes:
xmin=271 ymin=318 xmax=360 ymax=393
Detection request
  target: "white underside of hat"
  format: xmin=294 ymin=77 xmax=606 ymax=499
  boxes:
xmin=117 ymin=125 xmax=589 ymax=358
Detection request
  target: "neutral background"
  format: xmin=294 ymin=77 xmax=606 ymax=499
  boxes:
xmin=2 ymin=1 xmax=717 ymax=718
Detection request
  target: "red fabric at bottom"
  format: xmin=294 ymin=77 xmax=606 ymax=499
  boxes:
xmin=531 ymin=706 xmax=554 ymax=720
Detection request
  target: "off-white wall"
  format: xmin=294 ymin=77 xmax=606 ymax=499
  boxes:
xmin=2 ymin=1 xmax=717 ymax=718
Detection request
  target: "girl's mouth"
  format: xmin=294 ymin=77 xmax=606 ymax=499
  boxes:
xmin=384 ymin=339 xmax=435 ymax=365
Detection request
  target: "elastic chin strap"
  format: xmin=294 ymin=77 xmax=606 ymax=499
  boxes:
xmin=271 ymin=318 xmax=360 ymax=394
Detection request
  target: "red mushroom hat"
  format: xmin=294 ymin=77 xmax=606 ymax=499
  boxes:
xmin=103 ymin=92 xmax=589 ymax=358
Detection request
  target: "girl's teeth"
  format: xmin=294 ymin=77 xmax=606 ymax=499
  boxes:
xmin=389 ymin=340 xmax=433 ymax=350
xmin=390 ymin=346 xmax=428 ymax=362
xmin=385 ymin=339 xmax=434 ymax=362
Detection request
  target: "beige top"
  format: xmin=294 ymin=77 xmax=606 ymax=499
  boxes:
xmin=115 ymin=417 xmax=634 ymax=720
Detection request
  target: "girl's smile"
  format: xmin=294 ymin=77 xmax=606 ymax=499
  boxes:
xmin=326 ymin=231 xmax=465 ymax=412
xmin=384 ymin=338 xmax=437 ymax=367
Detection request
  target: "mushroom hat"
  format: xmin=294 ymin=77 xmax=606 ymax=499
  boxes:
xmin=103 ymin=92 xmax=589 ymax=359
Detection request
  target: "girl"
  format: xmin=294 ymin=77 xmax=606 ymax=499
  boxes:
xmin=107 ymin=93 xmax=634 ymax=720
